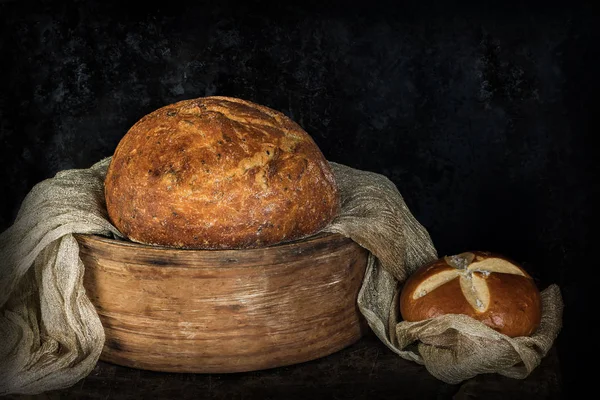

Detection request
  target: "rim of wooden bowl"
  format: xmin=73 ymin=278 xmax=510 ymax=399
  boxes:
xmin=73 ymin=231 xmax=355 ymax=267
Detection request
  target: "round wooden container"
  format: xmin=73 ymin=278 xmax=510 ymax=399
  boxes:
xmin=75 ymin=232 xmax=369 ymax=373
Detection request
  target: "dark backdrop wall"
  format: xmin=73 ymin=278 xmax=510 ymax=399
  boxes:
xmin=1 ymin=0 xmax=595 ymax=396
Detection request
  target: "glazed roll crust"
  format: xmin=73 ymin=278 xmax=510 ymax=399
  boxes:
xmin=399 ymin=251 xmax=542 ymax=337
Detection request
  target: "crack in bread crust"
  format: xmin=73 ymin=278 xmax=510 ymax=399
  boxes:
xmin=411 ymin=253 xmax=529 ymax=312
xmin=105 ymin=96 xmax=340 ymax=249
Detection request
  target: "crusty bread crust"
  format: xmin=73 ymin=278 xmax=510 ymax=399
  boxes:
xmin=399 ymin=251 xmax=542 ymax=337
xmin=105 ymin=96 xmax=340 ymax=249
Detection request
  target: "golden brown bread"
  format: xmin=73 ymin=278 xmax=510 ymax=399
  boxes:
xmin=399 ymin=251 xmax=542 ymax=337
xmin=104 ymin=96 xmax=340 ymax=249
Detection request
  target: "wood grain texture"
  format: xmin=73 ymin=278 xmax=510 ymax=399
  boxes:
xmin=75 ymin=232 xmax=369 ymax=373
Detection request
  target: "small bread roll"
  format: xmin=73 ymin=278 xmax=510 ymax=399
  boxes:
xmin=399 ymin=251 xmax=542 ymax=337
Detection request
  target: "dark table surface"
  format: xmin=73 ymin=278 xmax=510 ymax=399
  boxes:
xmin=5 ymin=330 xmax=562 ymax=400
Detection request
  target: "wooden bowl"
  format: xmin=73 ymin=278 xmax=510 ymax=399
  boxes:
xmin=75 ymin=232 xmax=369 ymax=373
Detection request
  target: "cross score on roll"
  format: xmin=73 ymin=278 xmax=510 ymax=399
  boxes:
xmin=399 ymin=251 xmax=542 ymax=337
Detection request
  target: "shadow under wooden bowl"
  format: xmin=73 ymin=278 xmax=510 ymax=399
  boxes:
xmin=74 ymin=231 xmax=369 ymax=373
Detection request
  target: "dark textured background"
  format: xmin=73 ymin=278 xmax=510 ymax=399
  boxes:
xmin=0 ymin=0 xmax=595 ymax=397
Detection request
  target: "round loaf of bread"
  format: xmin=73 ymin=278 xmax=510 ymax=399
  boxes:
xmin=104 ymin=96 xmax=340 ymax=249
xmin=399 ymin=251 xmax=542 ymax=337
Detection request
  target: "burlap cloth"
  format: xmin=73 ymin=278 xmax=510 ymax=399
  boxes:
xmin=0 ymin=157 xmax=563 ymax=395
